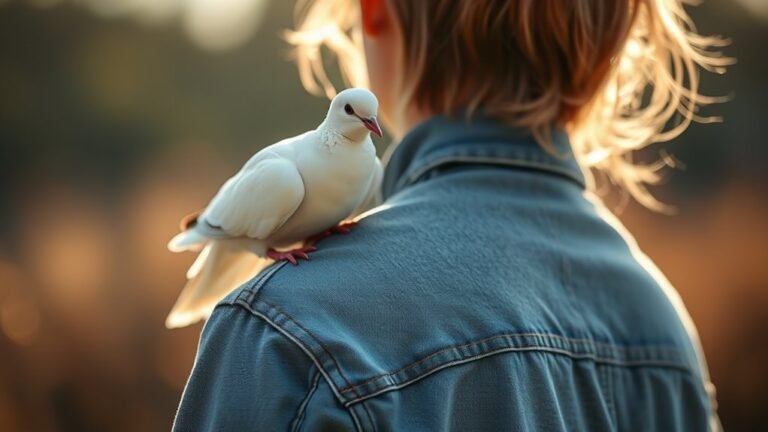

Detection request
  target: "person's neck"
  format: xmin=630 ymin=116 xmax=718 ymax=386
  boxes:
xmin=394 ymin=80 xmax=483 ymax=139
xmin=393 ymin=104 xmax=433 ymax=141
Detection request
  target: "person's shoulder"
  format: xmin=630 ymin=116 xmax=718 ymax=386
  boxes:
xmin=217 ymin=202 xmax=471 ymax=405
xmin=221 ymin=204 xmax=417 ymax=320
xmin=219 ymin=178 xmax=706 ymax=403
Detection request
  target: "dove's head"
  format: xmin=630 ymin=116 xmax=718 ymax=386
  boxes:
xmin=326 ymin=88 xmax=382 ymax=142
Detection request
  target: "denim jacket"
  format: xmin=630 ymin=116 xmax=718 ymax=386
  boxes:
xmin=173 ymin=116 xmax=719 ymax=431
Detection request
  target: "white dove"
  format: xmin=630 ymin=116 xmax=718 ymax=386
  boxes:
xmin=166 ymin=88 xmax=383 ymax=328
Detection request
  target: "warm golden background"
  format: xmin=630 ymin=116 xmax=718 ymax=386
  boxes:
xmin=0 ymin=0 xmax=765 ymax=430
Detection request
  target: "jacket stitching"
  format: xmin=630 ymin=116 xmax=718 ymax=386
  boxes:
xmin=232 ymin=299 xmax=364 ymax=419
xmin=256 ymin=299 xmax=360 ymax=396
xmin=235 ymin=264 xmax=364 ymax=405
xmin=342 ymin=345 xmax=695 ymax=406
xmin=604 ymin=365 xmax=618 ymax=428
xmin=241 ymin=288 xmax=690 ymax=407
xmin=234 ymin=301 xmax=376 ymax=431
xmin=347 ymin=405 xmax=363 ymax=432
xmin=235 ymin=269 xmax=688 ymax=411
xmin=338 ymin=332 xmax=689 ymax=395
xmin=238 ymin=263 xmax=359 ymax=397
xmin=290 ymin=369 xmax=321 ymax=432
xmin=360 ymin=401 xmax=377 ymax=432
xmin=232 ymin=300 xmax=336 ymax=387
xmin=242 ymin=261 xmax=288 ymax=303
xmin=595 ymin=365 xmax=615 ymax=429
xmin=348 ymin=403 xmax=377 ymax=432
xmin=398 ymin=156 xmax=585 ymax=193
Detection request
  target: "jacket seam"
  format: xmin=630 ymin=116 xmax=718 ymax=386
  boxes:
xmin=230 ymin=299 xmax=367 ymax=429
xmin=238 ymin=264 xmax=360 ymax=396
xmin=241 ymin=261 xmax=289 ymax=303
xmin=604 ymin=365 xmax=618 ymax=428
xmin=231 ymin=297 xmax=364 ymax=400
xmin=337 ymin=331 xmax=690 ymax=395
xmin=251 ymin=298 xmax=382 ymax=429
xmin=232 ymin=295 xmax=693 ymax=408
xmin=399 ymin=156 xmax=585 ymax=193
xmin=257 ymin=299 xmax=358 ymax=391
xmin=232 ymin=296 xmax=377 ymax=432
xmin=342 ymin=345 xmax=696 ymax=407
xmin=232 ymin=269 xmax=690 ymax=410
xmin=290 ymin=368 xmax=322 ymax=432
xmin=363 ymin=401 xmax=377 ymax=432
xmin=234 ymin=263 xmax=366 ymax=403
xmin=349 ymin=402 xmax=377 ymax=432
xmin=347 ymin=405 xmax=363 ymax=432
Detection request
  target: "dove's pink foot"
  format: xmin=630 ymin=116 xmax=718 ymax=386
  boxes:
xmin=308 ymin=221 xmax=359 ymax=244
xmin=267 ymin=245 xmax=317 ymax=266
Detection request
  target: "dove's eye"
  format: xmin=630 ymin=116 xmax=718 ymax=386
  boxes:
xmin=344 ymin=104 xmax=354 ymax=115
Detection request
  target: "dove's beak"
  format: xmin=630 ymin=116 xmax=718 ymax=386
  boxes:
xmin=361 ymin=116 xmax=383 ymax=138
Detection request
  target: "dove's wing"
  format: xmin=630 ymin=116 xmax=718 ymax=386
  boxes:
xmin=165 ymin=151 xmax=304 ymax=327
xmin=166 ymin=242 xmax=270 ymax=328
xmin=201 ymin=152 xmax=305 ymax=240
xmin=351 ymin=157 xmax=383 ymax=217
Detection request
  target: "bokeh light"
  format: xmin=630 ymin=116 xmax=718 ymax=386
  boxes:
xmin=0 ymin=0 xmax=765 ymax=431
xmin=0 ymin=260 xmax=40 ymax=346
xmin=1 ymin=295 xmax=41 ymax=346
xmin=183 ymin=0 xmax=271 ymax=51
xmin=16 ymin=0 xmax=273 ymax=50
xmin=734 ymin=0 xmax=768 ymax=21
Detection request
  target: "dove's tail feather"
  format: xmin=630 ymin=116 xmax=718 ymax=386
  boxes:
xmin=168 ymin=229 xmax=207 ymax=253
xmin=165 ymin=241 xmax=271 ymax=328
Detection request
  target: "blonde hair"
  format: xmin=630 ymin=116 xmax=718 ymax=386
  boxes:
xmin=286 ymin=0 xmax=731 ymax=209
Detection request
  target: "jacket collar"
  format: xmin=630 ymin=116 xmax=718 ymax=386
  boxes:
xmin=382 ymin=114 xmax=586 ymax=200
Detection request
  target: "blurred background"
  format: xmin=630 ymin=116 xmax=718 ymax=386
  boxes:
xmin=0 ymin=0 xmax=765 ymax=430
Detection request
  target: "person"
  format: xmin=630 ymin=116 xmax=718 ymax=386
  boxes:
xmin=173 ymin=0 xmax=729 ymax=430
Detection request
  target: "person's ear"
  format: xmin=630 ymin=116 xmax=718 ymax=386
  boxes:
xmin=360 ymin=0 xmax=390 ymax=36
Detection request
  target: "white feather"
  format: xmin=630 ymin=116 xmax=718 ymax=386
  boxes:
xmin=166 ymin=88 xmax=383 ymax=327
xmin=166 ymin=242 xmax=270 ymax=329
xmin=167 ymin=230 xmax=207 ymax=252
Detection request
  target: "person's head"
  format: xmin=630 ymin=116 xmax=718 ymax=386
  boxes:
xmin=287 ymin=0 xmax=731 ymax=208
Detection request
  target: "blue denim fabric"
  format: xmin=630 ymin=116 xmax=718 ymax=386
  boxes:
xmin=173 ymin=116 xmax=719 ymax=431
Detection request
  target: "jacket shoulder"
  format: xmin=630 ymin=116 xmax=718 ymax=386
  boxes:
xmin=223 ymin=191 xmax=704 ymax=411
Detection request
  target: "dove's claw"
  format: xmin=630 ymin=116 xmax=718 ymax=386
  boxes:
xmin=333 ymin=221 xmax=358 ymax=235
xmin=267 ymin=245 xmax=317 ymax=266
xmin=308 ymin=221 xmax=359 ymax=244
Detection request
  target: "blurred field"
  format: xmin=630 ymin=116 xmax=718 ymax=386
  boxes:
xmin=0 ymin=1 xmax=766 ymax=431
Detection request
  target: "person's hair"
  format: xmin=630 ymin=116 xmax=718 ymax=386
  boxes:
xmin=286 ymin=0 xmax=731 ymax=209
